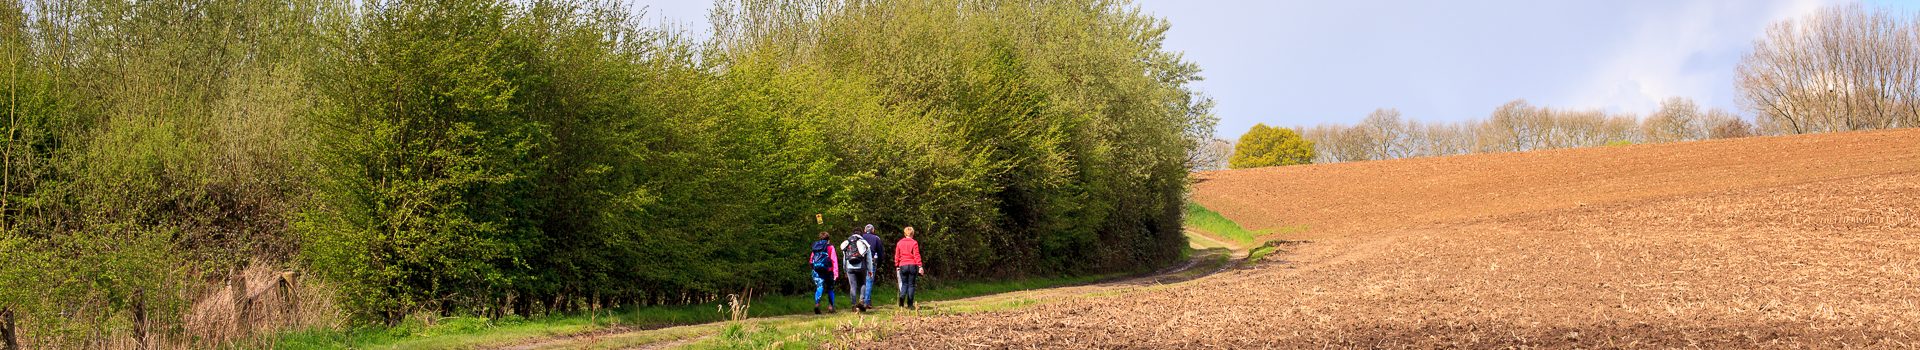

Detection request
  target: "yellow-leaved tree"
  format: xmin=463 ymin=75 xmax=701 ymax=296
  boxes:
xmin=1229 ymin=123 xmax=1315 ymax=169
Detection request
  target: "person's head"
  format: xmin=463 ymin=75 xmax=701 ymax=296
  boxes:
xmin=904 ymin=226 xmax=915 ymax=238
xmin=864 ymin=224 xmax=875 ymax=234
xmin=817 ymin=231 xmax=829 ymax=240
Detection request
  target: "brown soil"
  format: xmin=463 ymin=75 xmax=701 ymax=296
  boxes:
xmin=851 ymin=129 xmax=1920 ymax=348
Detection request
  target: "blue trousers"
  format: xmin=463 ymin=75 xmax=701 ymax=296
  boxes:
xmin=812 ymin=269 xmax=835 ymax=305
xmin=861 ymin=269 xmax=875 ymax=305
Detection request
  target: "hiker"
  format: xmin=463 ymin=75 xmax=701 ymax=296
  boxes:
xmin=840 ymin=230 xmax=874 ymax=312
xmin=809 ymin=231 xmax=840 ymax=314
xmin=859 ymin=224 xmax=885 ymax=309
xmin=894 ymin=226 xmax=926 ymax=309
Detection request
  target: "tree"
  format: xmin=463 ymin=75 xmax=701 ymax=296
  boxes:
xmin=1360 ymin=108 xmax=1411 ymax=159
xmin=1229 ymin=123 xmax=1314 ymax=169
xmin=1645 ymin=97 xmax=1706 ymax=143
xmin=1737 ymin=4 xmax=1920 ymax=134
xmin=1483 ymin=99 xmax=1539 ymax=153
xmin=1705 ymin=109 xmax=1757 ymax=139
xmin=1190 ymin=138 xmax=1232 ymax=171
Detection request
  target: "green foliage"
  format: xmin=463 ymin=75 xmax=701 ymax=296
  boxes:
xmin=301 ymin=0 xmax=549 ymax=324
xmin=2 ymin=0 xmax=323 ymax=346
xmin=1230 ymin=123 xmax=1315 ymax=169
xmin=1183 ymin=202 xmax=1268 ymax=247
xmin=3 ymin=0 xmax=1214 ymax=343
xmin=712 ymin=0 xmax=1208 ymax=276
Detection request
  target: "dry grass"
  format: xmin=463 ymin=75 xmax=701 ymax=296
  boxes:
xmin=850 ymin=129 xmax=1920 ymax=348
xmin=179 ymin=263 xmax=342 ymax=349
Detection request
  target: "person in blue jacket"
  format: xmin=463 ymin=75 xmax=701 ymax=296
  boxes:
xmin=859 ymin=224 xmax=885 ymax=309
xmin=808 ymin=231 xmax=839 ymax=314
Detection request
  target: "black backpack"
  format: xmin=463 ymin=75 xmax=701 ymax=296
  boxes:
xmin=843 ymin=238 xmax=870 ymax=272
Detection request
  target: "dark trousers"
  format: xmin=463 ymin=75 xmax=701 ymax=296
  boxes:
xmin=897 ymin=265 xmax=921 ymax=307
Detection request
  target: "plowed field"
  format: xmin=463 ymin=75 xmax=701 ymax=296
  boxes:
xmin=853 ymin=129 xmax=1920 ymax=348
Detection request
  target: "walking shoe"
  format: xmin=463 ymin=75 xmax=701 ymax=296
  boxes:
xmin=813 ymin=306 xmax=821 ymax=315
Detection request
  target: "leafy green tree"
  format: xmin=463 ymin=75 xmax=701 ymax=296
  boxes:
xmin=300 ymin=0 xmax=548 ymax=324
xmin=1230 ymin=123 xmax=1315 ymax=169
xmin=3 ymin=0 xmax=1217 ymax=341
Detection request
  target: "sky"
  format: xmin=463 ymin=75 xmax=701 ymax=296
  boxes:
xmin=635 ymin=0 xmax=1920 ymax=140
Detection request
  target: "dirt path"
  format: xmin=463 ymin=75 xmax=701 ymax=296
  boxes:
xmin=488 ymin=248 xmax=1243 ymax=350
xmin=856 ymin=130 xmax=1920 ymax=348
xmin=1184 ymin=229 xmax=1245 ymax=256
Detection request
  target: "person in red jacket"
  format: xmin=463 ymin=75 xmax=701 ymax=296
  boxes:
xmin=894 ymin=226 xmax=926 ymax=309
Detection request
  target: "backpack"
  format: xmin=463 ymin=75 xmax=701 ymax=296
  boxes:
xmin=843 ymin=238 xmax=870 ymax=272
xmin=810 ymin=241 xmax=833 ymax=275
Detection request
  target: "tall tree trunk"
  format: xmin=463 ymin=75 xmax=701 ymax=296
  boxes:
xmin=2 ymin=306 xmax=18 ymax=350
xmin=131 ymin=289 xmax=149 ymax=350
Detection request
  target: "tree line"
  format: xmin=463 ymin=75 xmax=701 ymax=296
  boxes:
xmin=1214 ymin=97 xmax=1751 ymax=168
xmin=0 ymin=0 xmax=1212 ymax=347
xmin=1215 ymin=4 xmax=1920 ymax=170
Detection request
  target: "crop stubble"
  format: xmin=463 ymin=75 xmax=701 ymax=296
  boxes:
xmin=851 ymin=129 xmax=1920 ymax=348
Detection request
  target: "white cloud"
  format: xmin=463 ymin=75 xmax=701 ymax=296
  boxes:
xmin=1570 ymin=0 xmax=1836 ymax=115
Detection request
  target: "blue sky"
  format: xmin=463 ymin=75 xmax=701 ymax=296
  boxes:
xmin=638 ymin=0 xmax=1920 ymax=139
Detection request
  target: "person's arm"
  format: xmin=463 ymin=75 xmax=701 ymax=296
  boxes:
xmin=916 ymin=244 xmax=927 ymax=276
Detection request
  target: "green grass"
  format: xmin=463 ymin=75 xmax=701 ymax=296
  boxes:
xmin=1184 ymin=202 xmax=1309 ymax=250
xmin=1246 ymin=245 xmax=1279 ymax=263
xmin=270 ymin=274 xmax=1111 ymax=349
xmin=1184 ymin=202 xmax=1267 ymax=247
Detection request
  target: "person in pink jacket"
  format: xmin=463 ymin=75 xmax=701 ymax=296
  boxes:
xmin=808 ymin=231 xmax=839 ymax=314
xmin=894 ymin=226 xmax=927 ymax=309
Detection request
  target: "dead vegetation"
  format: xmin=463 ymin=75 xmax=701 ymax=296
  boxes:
xmin=851 ymin=129 xmax=1920 ymax=348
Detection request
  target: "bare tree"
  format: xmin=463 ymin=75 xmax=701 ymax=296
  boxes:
xmin=1190 ymin=138 xmax=1233 ymax=171
xmin=1360 ymin=108 xmax=1411 ymax=159
xmin=1737 ymin=4 xmax=1920 ymax=134
xmin=1332 ymin=125 xmax=1376 ymax=162
xmin=1418 ymin=122 xmax=1472 ymax=157
xmin=1481 ymin=99 xmax=1538 ymax=153
xmin=1704 ymin=108 xmax=1757 ymax=139
xmin=1644 ymin=97 xmax=1706 ymax=143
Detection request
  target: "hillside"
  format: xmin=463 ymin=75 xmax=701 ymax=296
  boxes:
xmin=1193 ymin=129 xmax=1920 ymax=236
xmin=860 ymin=129 xmax=1920 ymax=348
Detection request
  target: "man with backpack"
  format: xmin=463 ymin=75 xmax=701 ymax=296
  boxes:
xmin=808 ymin=231 xmax=840 ymax=314
xmin=840 ymin=230 xmax=874 ymax=312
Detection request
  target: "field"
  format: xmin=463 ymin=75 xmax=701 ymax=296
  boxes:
xmin=844 ymin=129 xmax=1920 ymax=348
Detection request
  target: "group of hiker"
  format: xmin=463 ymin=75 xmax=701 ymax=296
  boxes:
xmin=808 ymin=224 xmax=927 ymax=314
